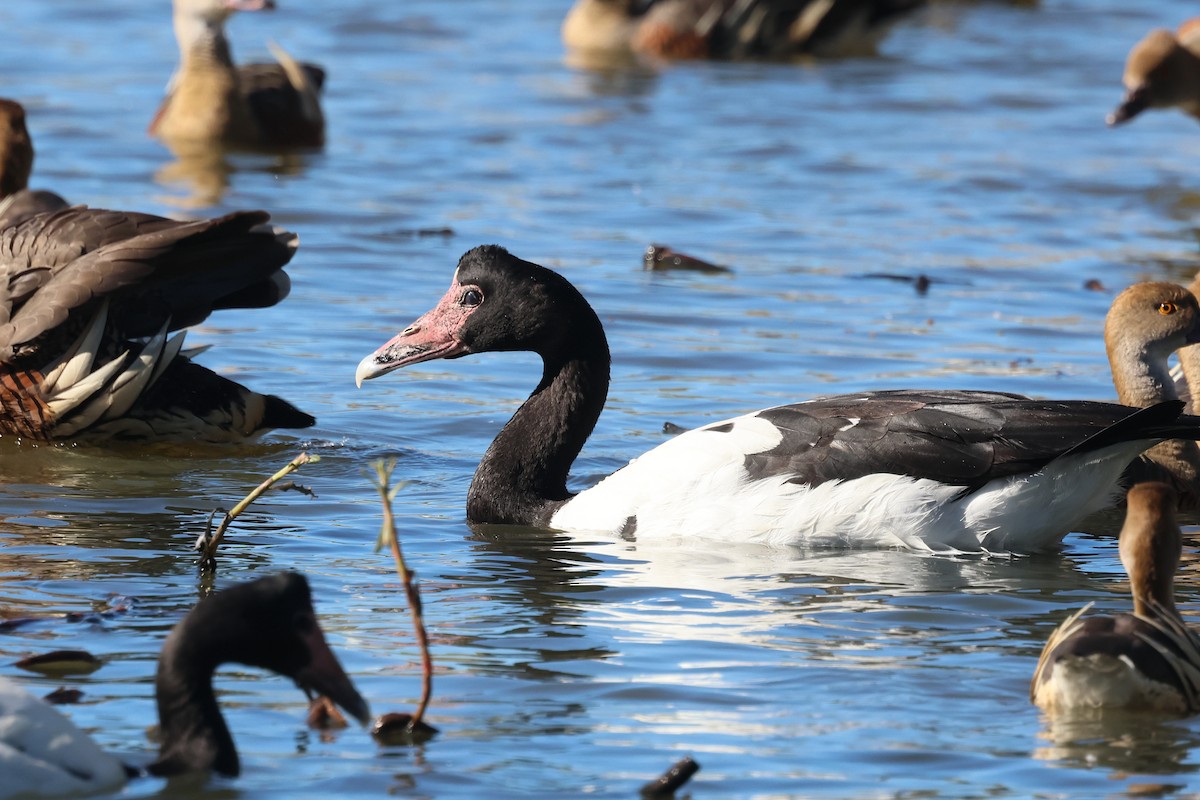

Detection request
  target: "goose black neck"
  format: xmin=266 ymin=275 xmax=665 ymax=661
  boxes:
xmin=147 ymin=615 xmax=240 ymax=777
xmin=466 ymin=301 xmax=610 ymax=527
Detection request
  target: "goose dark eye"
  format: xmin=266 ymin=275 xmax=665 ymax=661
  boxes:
xmin=1159 ymin=302 xmax=1179 ymax=315
xmin=461 ymin=288 xmax=483 ymax=307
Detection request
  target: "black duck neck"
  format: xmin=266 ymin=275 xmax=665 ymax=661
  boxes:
xmin=467 ymin=324 xmax=610 ymax=527
xmin=148 ymin=627 xmax=239 ymax=777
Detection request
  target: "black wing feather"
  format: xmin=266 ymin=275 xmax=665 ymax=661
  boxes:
xmin=743 ymin=390 xmax=1200 ymax=491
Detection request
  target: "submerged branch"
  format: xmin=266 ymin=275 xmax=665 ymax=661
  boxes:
xmin=640 ymin=756 xmax=700 ymax=797
xmin=369 ymin=459 xmax=436 ymax=736
xmin=194 ymin=452 xmax=320 ymax=572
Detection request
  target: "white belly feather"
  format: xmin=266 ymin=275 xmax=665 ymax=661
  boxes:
xmin=1035 ymin=654 xmax=1187 ymax=713
xmin=550 ymin=412 xmax=1143 ymax=553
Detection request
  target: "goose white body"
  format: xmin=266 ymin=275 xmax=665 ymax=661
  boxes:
xmin=0 ymin=677 xmax=126 ymax=799
xmin=551 ymin=411 xmax=1146 ymax=553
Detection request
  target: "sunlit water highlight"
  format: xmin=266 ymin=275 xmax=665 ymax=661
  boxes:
xmin=5 ymin=1 xmax=1200 ymax=797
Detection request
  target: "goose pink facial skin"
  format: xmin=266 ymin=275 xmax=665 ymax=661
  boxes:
xmin=355 ymin=278 xmax=480 ymax=386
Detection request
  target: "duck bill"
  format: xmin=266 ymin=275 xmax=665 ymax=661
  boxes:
xmin=295 ymin=625 xmax=371 ymax=725
xmin=1107 ymin=86 xmax=1149 ymax=126
xmin=356 ymin=288 xmax=474 ymax=386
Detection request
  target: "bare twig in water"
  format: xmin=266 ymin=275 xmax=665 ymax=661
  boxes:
xmin=194 ymin=452 xmax=320 ymax=571
xmin=368 ymin=459 xmax=437 ymax=739
xmin=271 ymin=480 xmax=317 ymax=498
xmin=640 ymin=756 xmax=700 ymax=797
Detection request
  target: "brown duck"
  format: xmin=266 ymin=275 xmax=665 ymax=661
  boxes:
xmin=0 ymin=99 xmax=68 ymax=229
xmin=149 ymin=0 xmax=325 ymax=149
xmin=1032 ymin=482 xmax=1200 ymax=714
xmin=1109 ymin=19 xmax=1200 ymax=126
xmin=0 ymin=206 xmax=314 ymax=442
xmin=1104 ymin=281 xmax=1200 ymax=507
xmin=562 ymin=0 xmax=925 ymax=61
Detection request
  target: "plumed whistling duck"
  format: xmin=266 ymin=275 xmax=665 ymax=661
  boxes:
xmin=562 ymin=0 xmax=926 ymax=61
xmin=1032 ymin=482 xmax=1200 ymax=714
xmin=1109 ymin=19 xmax=1200 ymax=126
xmin=150 ymin=0 xmax=325 ymax=149
xmin=1104 ymin=281 xmax=1200 ymax=506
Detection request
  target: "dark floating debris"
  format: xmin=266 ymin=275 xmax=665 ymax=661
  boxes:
xmin=0 ymin=616 xmax=42 ymax=631
xmin=370 ymin=711 xmax=438 ymax=745
xmin=640 ymin=756 xmax=700 ymax=797
xmin=644 ymin=244 xmax=731 ymax=274
xmin=15 ymin=649 xmax=103 ymax=676
xmin=65 ymin=594 xmax=136 ymax=625
xmin=662 ymin=421 xmax=688 ymax=435
xmin=862 ymin=272 xmax=934 ymax=295
xmin=374 ymin=226 xmax=456 ymax=241
xmin=1084 ymin=278 xmax=1108 ymax=292
xmin=2 ymin=596 xmax=133 ymax=632
xmin=43 ymin=687 xmax=84 ymax=705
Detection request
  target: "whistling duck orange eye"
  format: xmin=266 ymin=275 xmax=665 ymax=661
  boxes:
xmin=461 ymin=288 xmax=483 ymax=307
xmin=1159 ymin=302 xmax=1178 ymax=315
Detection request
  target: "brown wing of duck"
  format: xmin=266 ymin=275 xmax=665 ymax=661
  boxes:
xmin=239 ymin=61 xmax=326 ymax=148
xmin=0 ymin=207 xmax=308 ymax=441
xmin=0 ymin=207 xmax=293 ymax=364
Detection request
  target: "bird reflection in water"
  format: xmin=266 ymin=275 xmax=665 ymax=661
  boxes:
xmin=1034 ymin=711 xmax=1200 ymax=781
xmin=153 ymin=138 xmax=314 ymax=209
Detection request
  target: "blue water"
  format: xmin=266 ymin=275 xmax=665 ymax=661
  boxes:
xmin=5 ymin=0 xmax=1200 ymax=797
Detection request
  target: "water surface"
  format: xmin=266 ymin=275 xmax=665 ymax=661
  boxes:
xmin=4 ymin=1 xmax=1200 ymax=797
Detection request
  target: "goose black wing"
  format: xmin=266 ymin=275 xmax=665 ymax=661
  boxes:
xmin=741 ymin=389 xmax=1194 ymax=491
